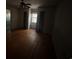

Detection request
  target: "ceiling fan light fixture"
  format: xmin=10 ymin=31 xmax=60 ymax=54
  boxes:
xmin=18 ymin=0 xmax=31 ymax=8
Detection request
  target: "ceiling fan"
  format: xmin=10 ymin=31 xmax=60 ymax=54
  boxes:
xmin=18 ymin=0 xmax=31 ymax=8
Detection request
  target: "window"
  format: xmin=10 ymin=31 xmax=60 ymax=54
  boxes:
xmin=6 ymin=9 xmax=11 ymax=32
xmin=6 ymin=9 xmax=11 ymax=21
xmin=31 ymin=13 xmax=37 ymax=23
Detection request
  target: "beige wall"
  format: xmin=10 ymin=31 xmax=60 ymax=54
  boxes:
xmin=52 ymin=0 xmax=72 ymax=59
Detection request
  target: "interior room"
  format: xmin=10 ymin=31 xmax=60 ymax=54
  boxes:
xmin=6 ymin=0 xmax=72 ymax=59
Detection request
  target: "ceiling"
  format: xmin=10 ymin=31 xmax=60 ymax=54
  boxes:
xmin=6 ymin=0 xmax=59 ymax=9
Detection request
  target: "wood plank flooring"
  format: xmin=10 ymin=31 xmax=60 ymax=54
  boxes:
xmin=6 ymin=29 xmax=56 ymax=59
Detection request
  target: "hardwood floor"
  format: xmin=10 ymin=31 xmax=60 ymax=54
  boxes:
xmin=6 ymin=29 xmax=56 ymax=59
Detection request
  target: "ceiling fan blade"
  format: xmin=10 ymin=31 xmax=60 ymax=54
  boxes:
xmin=25 ymin=5 xmax=30 ymax=8
xmin=21 ymin=0 xmax=24 ymax=2
xmin=25 ymin=4 xmax=31 ymax=5
xmin=17 ymin=0 xmax=31 ymax=8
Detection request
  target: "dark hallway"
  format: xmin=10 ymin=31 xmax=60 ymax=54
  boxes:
xmin=7 ymin=29 xmax=56 ymax=59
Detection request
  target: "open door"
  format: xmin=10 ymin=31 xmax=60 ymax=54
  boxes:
xmin=24 ymin=11 xmax=28 ymax=29
xmin=36 ymin=11 xmax=45 ymax=32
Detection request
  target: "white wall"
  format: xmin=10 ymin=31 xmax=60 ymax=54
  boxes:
xmin=6 ymin=5 xmax=19 ymax=30
xmin=17 ymin=8 xmax=29 ymax=29
xmin=6 ymin=4 xmax=29 ymax=30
